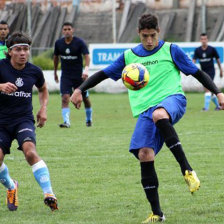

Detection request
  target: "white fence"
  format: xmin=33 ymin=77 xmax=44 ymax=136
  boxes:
xmin=43 ymin=42 xmax=224 ymax=93
xmin=43 ymin=66 xmax=224 ymax=93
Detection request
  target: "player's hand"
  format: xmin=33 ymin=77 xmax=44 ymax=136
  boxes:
xmin=82 ymin=73 xmax=88 ymax=81
xmin=54 ymin=72 xmax=59 ymax=83
xmin=220 ymin=70 xmax=223 ymax=78
xmin=70 ymin=88 xmax=83 ymax=109
xmin=36 ymin=106 xmax=47 ymax=128
xmin=0 ymin=82 xmax=17 ymax=94
xmin=217 ymin=92 xmax=224 ymax=110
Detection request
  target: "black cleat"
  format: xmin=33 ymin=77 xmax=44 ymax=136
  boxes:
xmin=59 ymin=122 xmax=70 ymax=128
xmin=86 ymin=121 xmax=92 ymax=127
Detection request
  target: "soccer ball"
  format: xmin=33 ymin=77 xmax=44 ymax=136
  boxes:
xmin=121 ymin=63 xmax=149 ymax=90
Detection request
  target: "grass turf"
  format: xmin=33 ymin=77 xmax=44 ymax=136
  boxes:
xmin=0 ymin=92 xmax=223 ymax=223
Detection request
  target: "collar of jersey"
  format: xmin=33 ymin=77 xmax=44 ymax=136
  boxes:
xmin=132 ymin=40 xmax=165 ymax=57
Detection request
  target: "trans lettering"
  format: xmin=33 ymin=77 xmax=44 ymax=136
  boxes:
xmin=97 ymin=52 xmax=122 ymax=62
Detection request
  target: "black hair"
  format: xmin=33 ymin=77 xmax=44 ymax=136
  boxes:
xmin=138 ymin=14 xmax=159 ymax=31
xmin=200 ymin=33 xmax=207 ymax=37
xmin=0 ymin=20 xmax=8 ymax=26
xmin=6 ymin=31 xmax=31 ymax=48
xmin=6 ymin=31 xmax=31 ymax=59
xmin=62 ymin=22 xmax=73 ymax=28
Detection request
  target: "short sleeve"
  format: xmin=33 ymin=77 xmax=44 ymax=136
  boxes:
xmin=212 ymin=47 xmax=219 ymax=59
xmin=80 ymin=39 xmax=89 ymax=55
xmin=35 ymin=68 xmax=45 ymax=88
xmin=193 ymin=48 xmax=198 ymax=60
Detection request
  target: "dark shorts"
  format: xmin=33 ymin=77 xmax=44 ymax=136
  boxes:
xmin=60 ymin=76 xmax=89 ymax=98
xmin=0 ymin=120 xmax=36 ymax=154
xmin=130 ymin=94 xmax=187 ymax=158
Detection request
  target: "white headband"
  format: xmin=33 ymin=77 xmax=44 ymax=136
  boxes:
xmin=9 ymin=43 xmax=30 ymax=49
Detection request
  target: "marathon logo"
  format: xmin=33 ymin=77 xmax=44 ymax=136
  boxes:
xmin=199 ymin=58 xmax=211 ymax=62
xmin=142 ymin=60 xmax=158 ymax=66
xmin=1 ymin=91 xmax=31 ymax=98
xmin=61 ymin=55 xmax=78 ymax=60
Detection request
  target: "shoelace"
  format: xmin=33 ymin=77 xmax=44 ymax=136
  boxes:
xmin=186 ymin=173 xmax=194 ymax=183
xmin=146 ymin=214 xmax=160 ymax=222
xmin=7 ymin=190 xmax=15 ymax=203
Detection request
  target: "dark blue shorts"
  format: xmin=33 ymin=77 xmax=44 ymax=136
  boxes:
xmin=0 ymin=120 xmax=36 ymax=154
xmin=130 ymin=94 xmax=187 ymax=158
xmin=60 ymin=76 xmax=89 ymax=98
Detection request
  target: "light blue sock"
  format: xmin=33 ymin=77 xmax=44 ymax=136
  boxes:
xmin=0 ymin=163 xmax=15 ymax=190
xmin=62 ymin=108 xmax=70 ymax=125
xmin=32 ymin=160 xmax=53 ymax=195
xmin=204 ymin=93 xmax=211 ymax=110
xmin=85 ymin=108 xmax=92 ymax=122
xmin=211 ymin=95 xmax=219 ymax=108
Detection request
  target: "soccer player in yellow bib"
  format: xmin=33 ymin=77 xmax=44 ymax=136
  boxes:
xmin=70 ymin=14 xmax=224 ymax=223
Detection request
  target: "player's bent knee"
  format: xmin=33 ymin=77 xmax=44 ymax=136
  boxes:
xmin=24 ymin=149 xmax=38 ymax=161
xmin=152 ymin=108 xmax=169 ymax=123
xmin=22 ymin=142 xmax=38 ymax=157
xmin=138 ymin=148 xmax=155 ymax=162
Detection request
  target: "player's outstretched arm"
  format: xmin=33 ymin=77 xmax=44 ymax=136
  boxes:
xmin=36 ymin=82 xmax=49 ymax=127
xmin=192 ymin=69 xmax=224 ymax=109
xmin=70 ymin=70 xmax=108 ymax=109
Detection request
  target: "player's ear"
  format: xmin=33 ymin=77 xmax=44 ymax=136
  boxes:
xmin=157 ymin=27 xmax=160 ymax=34
xmin=137 ymin=28 xmax=140 ymax=35
xmin=8 ymin=49 xmax=12 ymax=56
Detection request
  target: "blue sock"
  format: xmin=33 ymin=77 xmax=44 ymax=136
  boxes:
xmin=211 ymin=95 xmax=219 ymax=108
xmin=0 ymin=163 xmax=15 ymax=190
xmin=32 ymin=160 xmax=53 ymax=195
xmin=85 ymin=108 xmax=92 ymax=122
xmin=204 ymin=93 xmax=211 ymax=110
xmin=62 ymin=108 xmax=70 ymax=125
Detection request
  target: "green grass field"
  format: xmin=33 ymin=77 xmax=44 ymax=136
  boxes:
xmin=0 ymin=92 xmax=224 ymax=224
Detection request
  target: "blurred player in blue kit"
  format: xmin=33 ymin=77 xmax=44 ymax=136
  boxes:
xmin=54 ymin=22 xmax=92 ymax=128
xmin=193 ymin=33 xmax=223 ymax=111
xmin=0 ymin=32 xmax=58 ymax=211
xmin=71 ymin=14 xmax=224 ymax=223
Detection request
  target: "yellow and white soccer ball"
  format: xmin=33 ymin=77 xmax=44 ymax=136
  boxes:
xmin=121 ymin=63 xmax=149 ymax=90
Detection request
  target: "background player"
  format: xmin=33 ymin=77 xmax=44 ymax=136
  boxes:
xmin=0 ymin=32 xmax=58 ymax=211
xmin=193 ymin=33 xmax=223 ymax=111
xmin=0 ymin=20 xmax=9 ymax=59
xmin=70 ymin=14 xmax=224 ymax=223
xmin=54 ymin=22 xmax=92 ymax=128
